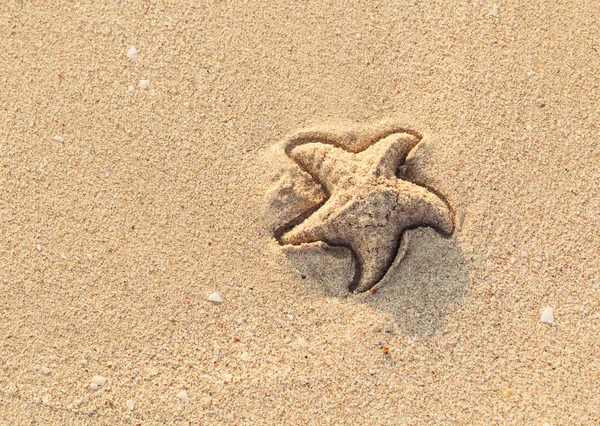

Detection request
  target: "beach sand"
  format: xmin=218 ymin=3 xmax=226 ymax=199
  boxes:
xmin=1 ymin=1 xmax=599 ymax=424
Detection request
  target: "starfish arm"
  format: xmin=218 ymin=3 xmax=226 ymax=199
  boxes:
xmin=279 ymin=194 xmax=348 ymax=245
xmin=359 ymin=133 xmax=419 ymax=179
xmin=394 ymin=180 xmax=454 ymax=236
xmin=289 ymin=143 xmax=356 ymax=194
xmin=348 ymin=227 xmax=404 ymax=293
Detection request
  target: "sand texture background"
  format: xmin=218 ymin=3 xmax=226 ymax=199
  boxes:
xmin=1 ymin=1 xmax=599 ymax=425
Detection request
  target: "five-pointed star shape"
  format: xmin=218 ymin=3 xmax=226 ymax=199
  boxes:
xmin=280 ymin=132 xmax=454 ymax=293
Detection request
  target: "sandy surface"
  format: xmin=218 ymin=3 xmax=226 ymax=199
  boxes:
xmin=1 ymin=1 xmax=599 ymax=425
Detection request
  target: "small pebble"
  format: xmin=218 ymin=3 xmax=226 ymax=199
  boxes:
xmin=297 ymin=337 xmax=309 ymax=349
xmin=240 ymin=352 xmax=250 ymax=361
xmin=90 ymin=383 xmax=99 ymax=391
xmin=287 ymin=314 xmax=294 ymax=321
xmin=53 ymin=135 xmax=64 ymax=143
xmin=503 ymin=388 xmax=513 ymax=398
xmin=128 ymin=85 xmax=135 ymax=93
xmin=36 ymin=244 xmax=42 ymax=252
xmin=489 ymin=4 xmax=499 ymax=16
xmin=41 ymin=367 xmax=50 ymax=375
xmin=208 ymin=292 xmax=222 ymax=303
xmin=541 ymin=307 xmax=555 ymax=325
xmin=202 ymin=397 xmax=212 ymax=408
xmin=127 ymin=46 xmax=138 ymax=58
xmin=42 ymin=395 xmax=49 ymax=404
xmin=176 ymin=390 xmax=190 ymax=404
xmin=527 ymin=70 xmax=536 ymax=77
xmin=139 ymin=80 xmax=150 ymax=90
xmin=126 ymin=399 xmax=135 ymax=410
xmin=223 ymin=373 xmax=233 ymax=383
xmin=74 ymin=399 xmax=82 ymax=406
xmin=91 ymin=376 xmax=106 ymax=387
xmin=81 ymin=359 xmax=88 ymax=367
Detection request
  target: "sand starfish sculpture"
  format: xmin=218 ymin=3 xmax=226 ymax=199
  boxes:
xmin=279 ymin=132 xmax=454 ymax=293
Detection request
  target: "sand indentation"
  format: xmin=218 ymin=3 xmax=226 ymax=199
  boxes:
xmin=269 ymin=122 xmax=455 ymax=293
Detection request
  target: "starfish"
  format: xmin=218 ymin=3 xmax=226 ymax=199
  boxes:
xmin=279 ymin=132 xmax=454 ymax=293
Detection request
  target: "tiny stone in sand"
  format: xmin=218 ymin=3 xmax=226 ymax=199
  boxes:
xmin=223 ymin=373 xmax=233 ymax=382
xmin=139 ymin=80 xmax=150 ymax=89
xmin=208 ymin=292 xmax=222 ymax=303
xmin=126 ymin=399 xmax=135 ymax=410
xmin=127 ymin=46 xmax=138 ymax=58
xmin=297 ymin=337 xmax=309 ymax=349
xmin=177 ymin=390 xmax=190 ymax=404
xmin=541 ymin=307 xmax=555 ymax=325
xmin=240 ymin=351 xmax=250 ymax=361
xmin=92 ymin=376 xmax=106 ymax=386
xmin=81 ymin=359 xmax=88 ymax=366
xmin=53 ymin=135 xmax=64 ymax=143
xmin=41 ymin=367 xmax=50 ymax=375
xmin=90 ymin=376 xmax=106 ymax=390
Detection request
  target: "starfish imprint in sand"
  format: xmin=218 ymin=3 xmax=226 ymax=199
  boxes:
xmin=277 ymin=131 xmax=454 ymax=293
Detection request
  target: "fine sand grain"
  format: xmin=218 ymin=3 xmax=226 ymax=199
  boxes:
xmin=1 ymin=1 xmax=599 ymax=425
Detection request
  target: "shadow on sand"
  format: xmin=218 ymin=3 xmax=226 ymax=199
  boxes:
xmin=282 ymin=227 xmax=470 ymax=338
xmin=354 ymin=228 xmax=470 ymax=337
